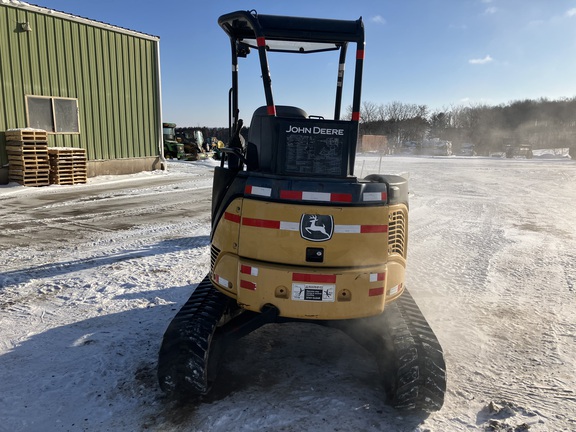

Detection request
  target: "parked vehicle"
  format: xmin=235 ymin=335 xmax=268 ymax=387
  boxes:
xmin=505 ymin=144 xmax=533 ymax=159
xmin=162 ymin=122 xmax=185 ymax=159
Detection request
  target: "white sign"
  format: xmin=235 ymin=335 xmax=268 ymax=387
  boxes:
xmin=292 ymin=283 xmax=336 ymax=302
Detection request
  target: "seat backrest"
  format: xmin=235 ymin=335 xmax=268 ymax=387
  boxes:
xmin=246 ymin=105 xmax=308 ymax=171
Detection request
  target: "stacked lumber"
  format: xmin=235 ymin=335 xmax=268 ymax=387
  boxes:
xmin=6 ymin=129 xmax=50 ymax=187
xmin=48 ymin=147 xmax=87 ymax=185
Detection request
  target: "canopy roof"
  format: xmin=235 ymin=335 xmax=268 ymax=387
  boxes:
xmin=218 ymin=10 xmax=364 ymax=53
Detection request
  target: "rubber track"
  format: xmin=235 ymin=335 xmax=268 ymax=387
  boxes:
xmin=332 ymin=287 xmax=446 ymax=412
xmin=381 ymin=288 xmax=447 ymax=411
xmin=157 ymin=275 xmax=230 ymax=397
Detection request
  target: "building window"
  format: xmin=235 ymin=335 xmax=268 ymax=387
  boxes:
xmin=26 ymin=96 xmax=80 ymax=133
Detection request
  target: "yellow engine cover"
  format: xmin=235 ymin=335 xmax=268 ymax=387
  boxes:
xmin=211 ymin=198 xmax=407 ymax=319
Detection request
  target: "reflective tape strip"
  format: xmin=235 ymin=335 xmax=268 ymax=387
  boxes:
xmin=370 ymin=273 xmax=386 ymax=282
xmin=237 ymin=216 xmax=386 ymax=234
xmin=331 ymin=193 xmax=353 ymax=202
xmin=245 ymin=185 xmax=272 ymax=197
xmin=356 ymin=49 xmax=365 ymax=60
xmin=363 ymin=191 xmax=387 ymax=202
xmin=335 ymin=225 xmax=387 ymax=233
xmin=240 ymin=217 xmax=286 ymax=230
xmin=279 ymin=221 xmax=299 ymax=231
xmin=293 ymin=273 xmax=337 ymax=283
xmin=214 ymin=274 xmax=229 ymax=287
xmin=257 ymin=36 xmax=266 ymax=47
xmin=240 ymin=265 xmax=259 ymax=276
xmin=334 ymin=225 xmax=361 ymax=234
xmin=242 ymin=217 xmax=280 ymax=229
xmin=369 ymin=287 xmax=384 ymax=297
xmin=388 ymin=283 xmax=401 ymax=296
xmin=240 ymin=280 xmax=257 ymax=290
xmin=361 ymin=225 xmax=388 ymax=233
xmin=303 ymin=191 xmax=331 ymax=201
xmin=351 ymin=112 xmax=360 ymax=121
xmin=224 ymin=212 xmax=241 ymax=223
xmin=280 ymin=190 xmax=302 ymax=200
xmin=280 ymin=190 xmax=352 ymax=203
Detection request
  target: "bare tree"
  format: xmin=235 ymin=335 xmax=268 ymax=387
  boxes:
xmin=352 ymin=97 xmax=576 ymax=157
xmin=361 ymin=101 xmax=380 ymax=124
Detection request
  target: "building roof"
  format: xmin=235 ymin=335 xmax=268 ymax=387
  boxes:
xmin=2 ymin=0 xmax=160 ymax=41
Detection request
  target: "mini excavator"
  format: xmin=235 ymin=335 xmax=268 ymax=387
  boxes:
xmin=158 ymin=10 xmax=446 ymax=412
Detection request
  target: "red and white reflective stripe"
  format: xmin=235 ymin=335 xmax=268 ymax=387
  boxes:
xmin=240 ymin=279 xmax=257 ymax=291
xmin=245 ymin=187 xmax=386 ymax=203
xmin=363 ymin=191 xmax=387 ymax=202
xmin=214 ymin=274 xmax=229 ymax=287
xmin=257 ymin=36 xmax=266 ymax=47
xmin=226 ymin=213 xmax=386 ymax=233
xmin=280 ymin=190 xmax=352 ymax=203
xmin=240 ymin=265 xmax=259 ymax=276
xmin=240 ymin=264 xmax=258 ymax=290
xmin=388 ymin=283 xmax=402 ymax=296
xmin=245 ymin=185 xmax=272 ymax=197
xmin=369 ymin=273 xmax=385 ymax=296
xmin=335 ymin=224 xmax=388 ymax=233
xmin=293 ymin=273 xmax=337 ymax=283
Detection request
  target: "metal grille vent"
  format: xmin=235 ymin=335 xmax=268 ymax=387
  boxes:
xmin=210 ymin=245 xmax=221 ymax=271
xmin=388 ymin=209 xmax=407 ymax=257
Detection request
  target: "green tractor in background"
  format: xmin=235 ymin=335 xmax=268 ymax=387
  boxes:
xmin=163 ymin=122 xmax=185 ymax=159
xmin=164 ymin=122 xmax=208 ymax=160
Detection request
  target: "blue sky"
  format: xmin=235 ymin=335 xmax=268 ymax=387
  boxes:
xmin=31 ymin=0 xmax=576 ymax=127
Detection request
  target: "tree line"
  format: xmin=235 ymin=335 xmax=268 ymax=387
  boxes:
xmin=353 ymin=97 xmax=576 ymax=155
xmin=182 ymin=96 xmax=576 ymax=156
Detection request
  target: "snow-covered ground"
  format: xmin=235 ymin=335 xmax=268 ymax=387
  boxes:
xmin=1 ymin=156 xmax=575 ymax=432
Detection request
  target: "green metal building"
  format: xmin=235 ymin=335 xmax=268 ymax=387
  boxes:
xmin=0 ymin=1 xmax=163 ymax=184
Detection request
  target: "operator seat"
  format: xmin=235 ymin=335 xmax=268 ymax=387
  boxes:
xmin=246 ymin=105 xmax=308 ymax=172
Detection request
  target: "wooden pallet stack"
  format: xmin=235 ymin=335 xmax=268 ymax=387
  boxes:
xmin=48 ymin=147 xmax=87 ymax=185
xmin=6 ymin=129 xmax=50 ymax=187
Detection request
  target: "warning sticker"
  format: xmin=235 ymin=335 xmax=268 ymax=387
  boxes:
xmin=292 ymin=283 xmax=335 ymax=302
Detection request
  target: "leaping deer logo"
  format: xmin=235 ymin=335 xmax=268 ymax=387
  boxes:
xmin=305 ymin=215 xmax=329 ymax=237
xmin=300 ymin=214 xmax=334 ymax=242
